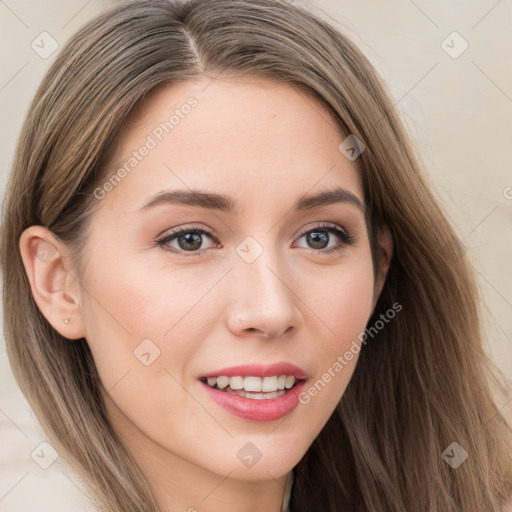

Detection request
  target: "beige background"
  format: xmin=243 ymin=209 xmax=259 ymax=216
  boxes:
xmin=1 ymin=0 xmax=511 ymax=510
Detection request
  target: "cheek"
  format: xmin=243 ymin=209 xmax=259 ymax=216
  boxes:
xmin=80 ymin=259 xmax=202 ymax=436
xmin=292 ymin=254 xmax=374 ymax=432
xmin=79 ymin=248 xmax=221 ymax=408
xmin=78 ymin=253 xmax=182 ymax=388
xmin=303 ymin=253 xmax=375 ymax=343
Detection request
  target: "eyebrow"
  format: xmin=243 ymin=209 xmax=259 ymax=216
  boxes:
xmin=139 ymin=186 xmax=366 ymax=216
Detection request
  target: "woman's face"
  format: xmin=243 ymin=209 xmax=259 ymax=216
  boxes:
xmin=67 ymin=78 xmax=388 ymax=490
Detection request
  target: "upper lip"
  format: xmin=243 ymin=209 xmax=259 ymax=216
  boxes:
xmin=200 ymin=362 xmax=308 ymax=380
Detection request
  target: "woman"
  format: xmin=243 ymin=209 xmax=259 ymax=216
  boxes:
xmin=1 ymin=0 xmax=511 ymax=510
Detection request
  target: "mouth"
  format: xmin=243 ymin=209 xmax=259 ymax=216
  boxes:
xmin=198 ymin=375 xmax=305 ymax=400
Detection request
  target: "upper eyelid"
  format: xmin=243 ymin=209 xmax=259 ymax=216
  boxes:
xmin=158 ymin=222 xmax=347 ymax=239
xmin=298 ymin=222 xmax=347 ymax=235
xmin=157 ymin=223 xmax=350 ymax=250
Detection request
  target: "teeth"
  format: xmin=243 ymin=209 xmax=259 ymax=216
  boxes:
xmin=262 ymin=376 xmax=277 ymax=392
xmin=244 ymin=376 xmax=262 ymax=392
xmin=216 ymin=376 xmax=230 ymax=389
xmin=203 ymin=375 xmax=298 ymax=392
xmin=229 ymin=376 xmax=244 ymax=390
xmin=284 ymin=376 xmax=296 ymax=389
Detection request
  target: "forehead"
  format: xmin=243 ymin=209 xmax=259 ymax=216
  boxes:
xmin=100 ymin=77 xmax=363 ymax=213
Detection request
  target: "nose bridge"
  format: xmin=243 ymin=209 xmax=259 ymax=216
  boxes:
xmin=239 ymin=242 xmax=287 ymax=300
xmin=227 ymin=235 xmax=302 ymax=336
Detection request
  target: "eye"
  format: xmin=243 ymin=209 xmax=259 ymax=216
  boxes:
xmin=156 ymin=225 xmax=219 ymax=256
xmin=156 ymin=222 xmax=356 ymax=257
xmin=294 ymin=223 xmax=356 ymax=254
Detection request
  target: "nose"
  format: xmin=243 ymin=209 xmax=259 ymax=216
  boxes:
xmin=225 ymin=247 xmax=304 ymax=339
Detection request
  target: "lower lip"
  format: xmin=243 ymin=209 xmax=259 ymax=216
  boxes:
xmin=199 ymin=379 xmax=307 ymax=422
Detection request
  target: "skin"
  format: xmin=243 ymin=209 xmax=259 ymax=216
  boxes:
xmin=20 ymin=77 xmax=392 ymax=512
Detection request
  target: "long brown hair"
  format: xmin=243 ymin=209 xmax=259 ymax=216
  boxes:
xmin=2 ymin=1 xmax=511 ymax=510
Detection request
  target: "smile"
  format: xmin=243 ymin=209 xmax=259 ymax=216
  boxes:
xmin=199 ymin=375 xmax=299 ymax=397
xmin=198 ymin=376 xmax=307 ymax=422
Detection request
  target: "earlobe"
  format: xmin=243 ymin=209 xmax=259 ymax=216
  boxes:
xmin=371 ymin=223 xmax=393 ymax=312
xmin=19 ymin=226 xmax=86 ymax=340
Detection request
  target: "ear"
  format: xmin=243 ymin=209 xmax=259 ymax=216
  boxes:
xmin=371 ymin=223 xmax=393 ymax=313
xmin=19 ymin=225 xmax=86 ymax=340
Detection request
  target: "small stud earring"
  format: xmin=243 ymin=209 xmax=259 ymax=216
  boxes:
xmin=64 ymin=317 xmax=70 ymax=324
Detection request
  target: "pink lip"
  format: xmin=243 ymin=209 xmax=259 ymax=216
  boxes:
xmin=200 ymin=362 xmax=308 ymax=379
xmin=199 ymin=379 xmax=307 ymax=422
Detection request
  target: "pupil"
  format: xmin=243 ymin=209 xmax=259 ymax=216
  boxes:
xmin=179 ymin=232 xmax=202 ymax=251
xmin=308 ymin=231 xmax=328 ymax=249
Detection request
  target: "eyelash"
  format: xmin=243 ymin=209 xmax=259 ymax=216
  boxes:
xmin=156 ymin=223 xmax=356 ymax=258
